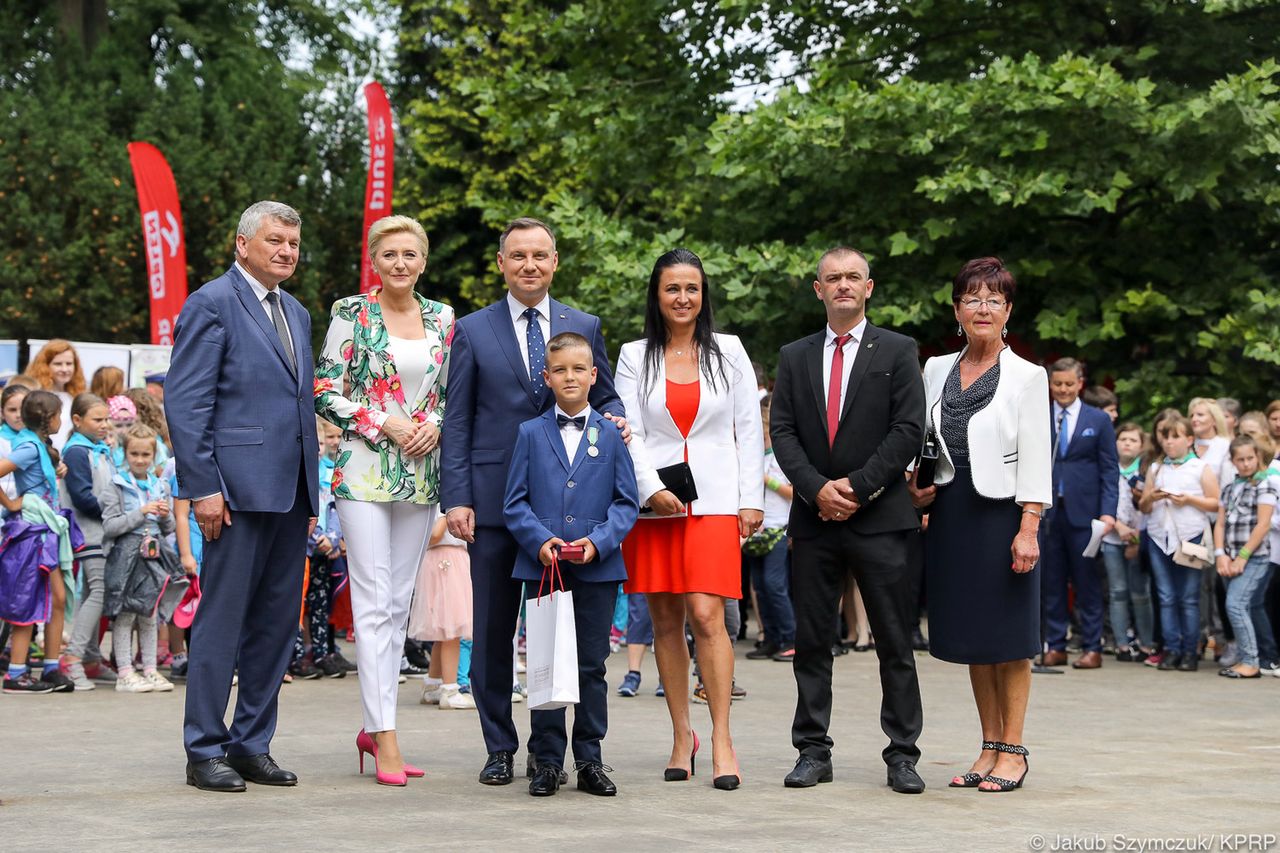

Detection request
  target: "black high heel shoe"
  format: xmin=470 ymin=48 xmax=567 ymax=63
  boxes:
xmin=712 ymin=748 xmax=741 ymax=791
xmin=948 ymin=741 xmax=1002 ymax=788
xmin=663 ymin=731 xmax=699 ymax=781
xmin=978 ymin=743 xmax=1029 ymax=792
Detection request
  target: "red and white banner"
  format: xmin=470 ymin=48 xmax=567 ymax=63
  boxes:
xmin=127 ymin=142 xmax=188 ymax=345
xmin=360 ymin=81 xmax=394 ymax=293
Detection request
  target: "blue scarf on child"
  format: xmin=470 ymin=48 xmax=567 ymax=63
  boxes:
xmin=63 ymin=431 xmax=112 ymax=471
xmin=0 ymin=422 xmax=19 ymax=444
xmin=318 ymin=455 xmax=335 ymax=530
xmin=9 ymin=429 xmax=58 ymax=504
xmin=122 ymin=468 xmax=161 ymax=501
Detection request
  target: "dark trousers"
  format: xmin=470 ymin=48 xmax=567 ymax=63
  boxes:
xmin=524 ymin=575 xmax=614 ymax=769
xmin=746 ymin=537 xmax=795 ymax=648
xmin=183 ymin=473 xmax=309 ymax=762
xmin=1041 ymin=510 xmax=1103 ymax=652
xmin=469 ymin=525 xmax=525 ymax=755
xmin=294 ymin=554 xmax=344 ymax=662
xmin=791 ymin=527 xmax=922 ymax=766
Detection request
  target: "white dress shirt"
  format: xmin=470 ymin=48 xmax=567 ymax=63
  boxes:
xmin=821 ymin=316 xmax=868 ymax=414
xmin=1053 ymin=397 xmax=1081 ymax=456
xmin=236 ymin=261 xmax=295 ymax=358
xmin=507 ymin=292 xmax=552 ymax=376
xmin=555 ymin=404 xmax=590 ymax=462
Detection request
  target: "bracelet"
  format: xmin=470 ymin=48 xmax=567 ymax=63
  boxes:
xmin=1239 ymin=547 xmax=1253 ymax=560
xmin=1021 ymin=508 xmax=1042 ymax=518
xmin=765 ymin=477 xmax=782 ymax=492
xmin=1214 ymin=548 xmax=1227 ymax=558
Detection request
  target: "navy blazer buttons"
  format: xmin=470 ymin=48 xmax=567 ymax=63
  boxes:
xmin=565 ymin=515 xmax=574 ymax=523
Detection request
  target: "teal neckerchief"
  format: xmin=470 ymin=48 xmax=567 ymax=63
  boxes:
xmin=1119 ymin=457 xmax=1140 ymax=479
xmin=1164 ymin=452 xmax=1196 ymax=465
xmin=9 ymin=429 xmax=58 ymax=503
xmin=318 ymin=455 xmax=335 ymax=530
xmin=122 ymin=469 xmax=161 ymax=502
xmin=64 ymin=431 xmax=112 ymax=470
xmin=1234 ymin=471 xmax=1267 ymax=484
xmin=0 ymin=423 xmax=19 ymax=443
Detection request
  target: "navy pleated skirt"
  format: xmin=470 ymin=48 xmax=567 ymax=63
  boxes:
xmin=925 ymin=455 xmax=1040 ymax=665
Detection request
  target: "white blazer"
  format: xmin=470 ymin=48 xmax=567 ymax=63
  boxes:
xmin=616 ymin=333 xmax=765 ymax=518
xmin=923 ymin=346 xmax=1053 ymax=507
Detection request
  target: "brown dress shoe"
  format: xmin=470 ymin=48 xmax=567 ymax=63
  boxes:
xmin=1041 ymin=650 xmax=1069 ymax=667
xmin=1072 ymin=651 xmax=1103 ymax=669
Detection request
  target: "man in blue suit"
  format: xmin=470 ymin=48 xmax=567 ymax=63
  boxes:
xmin=441 ymin=217 xmax=627 ymax=786
xmin=166 ymin=201 xmax=320 ymax=792
xmin=503 ymin=332 xmax=639 ymax=797
xmin=1040 ymin=357 xmax=1118 ymax=670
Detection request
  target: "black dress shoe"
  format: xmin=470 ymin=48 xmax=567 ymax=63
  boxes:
xmin=575 ymin=762 xmax=617 ymax=796
xmin=529 ymin=764 xmax=561 ymax=797
xmin=1177 ymin=655 xmax=1200 ymax=672
xmin=225 ymin=753 xmax=298 ymax=786
xmin=186 ymin=758 xmax=247 ymax=792
xmin=784 ymin=755 xmax=834 ymax=788
xmin=525 ymin=752 xmax=568 ymax=784
xmin=887 ymin=761 xmax=925 ymax=794
xmin=831 ymin=643 xmax=849 ymax=657
xmin=911 ymin=628 xmax=930 ymax=651
xmin=479 ymin=751 xmax=515 ymax=785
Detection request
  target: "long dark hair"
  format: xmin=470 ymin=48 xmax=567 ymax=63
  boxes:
xmin=21 ymin=389 xmax=62 ymax=465
xmin=640 ymin=248 xmax=729 ymax=396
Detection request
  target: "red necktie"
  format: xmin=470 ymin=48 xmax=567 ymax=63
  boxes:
xmin=827 ymin=334 xmax=851 ymax=447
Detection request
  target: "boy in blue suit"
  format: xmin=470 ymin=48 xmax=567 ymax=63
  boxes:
xmin=503 ymin=332 xmax=639 ymax=798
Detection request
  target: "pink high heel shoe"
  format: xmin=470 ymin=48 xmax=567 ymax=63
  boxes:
xmin=356 ymin=729 xmax=424 ymax=785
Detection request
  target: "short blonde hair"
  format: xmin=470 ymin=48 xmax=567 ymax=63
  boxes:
xmin=367 ymin=215 xmax=429 ymax=259
xmin=1187 ymin=397 xmax=1227 ymax=438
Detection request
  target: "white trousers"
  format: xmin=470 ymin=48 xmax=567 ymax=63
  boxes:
xmin=337 ymin=499 xmax=435 ymax=733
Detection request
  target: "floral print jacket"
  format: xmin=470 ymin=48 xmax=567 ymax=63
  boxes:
xmin=314 ymin=288 xmax=455 ymax=505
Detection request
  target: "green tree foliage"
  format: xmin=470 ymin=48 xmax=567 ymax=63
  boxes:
xmin=395 ymin=0 xmax=1280 ymax=417
xmin=0 ymin=0 xmax=374 ymax=344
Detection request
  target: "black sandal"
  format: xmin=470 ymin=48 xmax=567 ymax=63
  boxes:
xmin=949 ymin=741 xmax=1002 ymax=788
xmin=978 ymin=743 xmax=1029 ymax=792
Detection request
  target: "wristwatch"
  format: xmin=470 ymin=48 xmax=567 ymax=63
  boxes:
xmin=1214 ymin=548 xmax=1227 ymax=558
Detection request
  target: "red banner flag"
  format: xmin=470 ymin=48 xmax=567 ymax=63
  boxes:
xmin=360 ymin=81 xmax=394 ymax=293
xmin=127 ymin=142 xmax=188 ymax=345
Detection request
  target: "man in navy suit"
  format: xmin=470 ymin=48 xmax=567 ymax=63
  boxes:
xmin=166 ymin=201 xmax=320 ymax=792
xmin=1040 ymin=357 xmax=1118 ymax=669
xmin=441 ymin=217 xmax=627 ymax=786
xmin=503 ymin=333 xmax=639 ymax=797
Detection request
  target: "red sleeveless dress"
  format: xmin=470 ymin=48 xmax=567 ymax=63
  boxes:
xmin=622 ymin=379 xmax=742 ymax=597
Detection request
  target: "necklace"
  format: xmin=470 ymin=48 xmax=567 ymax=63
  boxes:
xmin=962 ymin=347 xmax=1004 ymax=367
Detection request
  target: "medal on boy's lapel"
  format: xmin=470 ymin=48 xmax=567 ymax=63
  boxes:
xmin=586 ymin=425 xmax=600 ymax=457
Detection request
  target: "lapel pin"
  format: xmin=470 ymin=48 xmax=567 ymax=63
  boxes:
xmin=559 ymin=314 xmax=567 ymax=319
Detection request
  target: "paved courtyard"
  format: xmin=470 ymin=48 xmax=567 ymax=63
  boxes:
xmin=2 ymin=640 xmax=1277 ymax=853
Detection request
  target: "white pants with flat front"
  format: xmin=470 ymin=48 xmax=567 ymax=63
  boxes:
xmin=337 ymin=499 xmax=435 ymax=733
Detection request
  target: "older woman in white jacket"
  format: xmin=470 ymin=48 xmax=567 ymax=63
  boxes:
xmin=909 ymin=257 xmax=1051 ymax=794
xmin=616 ymin=248 xmax=763 ymax=791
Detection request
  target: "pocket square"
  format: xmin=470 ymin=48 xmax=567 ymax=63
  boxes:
xmin=1082 ymin=428 xmax=1096 ymax=437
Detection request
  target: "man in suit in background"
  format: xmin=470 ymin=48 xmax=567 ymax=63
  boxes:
xmin=1040 ymin=357 xmax=1118 ymax=670
xmin=441 ymin=218 xmax=627 ymax=787
xmin=769 ymin=247 xmax=927 ymax=794
xmin=167 ymin=200 xmax=320 ymax=792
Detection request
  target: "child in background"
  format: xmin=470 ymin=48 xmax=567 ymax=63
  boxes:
xmin=1101 ymin=422 xmax=1155 ymax=662
xmin=292 ymin=418 xmax=351 ymax=680
xmin=125 ymin=388 xmax=170 ymax=474
xmin=1082 ymin=386 xmax=1119 ymax=424
xmin=411 ymin=509 xmax=474 ymax=710
xmin=89 ymin=366 xmax=126 ymax=401
xmin=99 ymin=424 xmax=182 ymax=693
xmin=169 ymin=458 xmax=201 ymax=680
xmin=0 ymin=390 xmax=78 ymax=693
xmin=1213 ymin=436 xmax=1277 ymax=679
xmin=1140 ymin=414 xmax=1220 ymax=672
xmin=1 ymin=384 xmax=32 ymax=502
xmin=744 ymin=392 xmax=795 ymax=662
xmin=60 ymin=393 xmax=117 ymax=690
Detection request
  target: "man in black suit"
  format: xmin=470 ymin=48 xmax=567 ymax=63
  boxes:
xmin=769 ymin=246 xmax=927 ymax=794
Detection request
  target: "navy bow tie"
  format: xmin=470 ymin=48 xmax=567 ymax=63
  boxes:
xmin=557 ymin=414 xmax=586 ymax=430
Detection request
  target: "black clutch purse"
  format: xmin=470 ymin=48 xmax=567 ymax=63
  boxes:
xmin=914 ymin=432 xmax=940 ymax=490
xmin=641 ymin=462 xmax=699 ymax=513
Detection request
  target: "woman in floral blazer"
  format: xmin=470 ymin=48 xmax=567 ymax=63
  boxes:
xmin=313 ymin=215 xmax=454 ymax=783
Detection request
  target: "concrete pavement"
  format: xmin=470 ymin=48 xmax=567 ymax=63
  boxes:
xmin=2 ymin=641 xmax=1277 ymax=853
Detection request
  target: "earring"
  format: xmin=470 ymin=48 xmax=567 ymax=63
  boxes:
xmin=956 ymin=323 xmax=963 ymax=337
xmin=1002 ymin=327 xmax=1008 ymax=339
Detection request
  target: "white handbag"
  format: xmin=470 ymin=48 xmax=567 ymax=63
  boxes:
xmin=525 ymin=556 xmax=580 ymax=711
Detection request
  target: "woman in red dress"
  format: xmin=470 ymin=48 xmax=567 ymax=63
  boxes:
xmin=615 ymin=248 xmax=765 ymax=790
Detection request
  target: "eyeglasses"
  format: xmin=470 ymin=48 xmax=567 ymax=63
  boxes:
xmin=959 ymin=298 xmax=1007 ymax=311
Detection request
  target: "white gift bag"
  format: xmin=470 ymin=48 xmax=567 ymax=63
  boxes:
xmin=525 ymin=557 xmax=579 ymax=710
